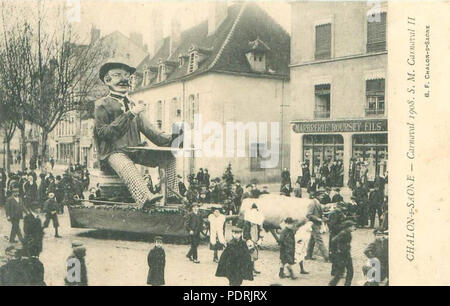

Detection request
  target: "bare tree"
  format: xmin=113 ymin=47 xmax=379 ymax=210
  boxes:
xmin=0 ymin=1 xmax=103 ymax=168
xmin=0 ymin=10 xmax=34 ymax=171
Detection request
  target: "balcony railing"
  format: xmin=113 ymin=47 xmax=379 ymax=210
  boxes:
xmin=314 ymin=110 xmax=330 ymax=119
xmin=365 ymin=108 xmax=385 ymax=116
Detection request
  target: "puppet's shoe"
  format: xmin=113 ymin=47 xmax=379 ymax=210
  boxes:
xmin=279 ymin=269 xmax=286 ymax=279
xmin=193 ymin=259 xmax=200 ymax=264
xmin=300 ymin=270 xmax=309 ymax=275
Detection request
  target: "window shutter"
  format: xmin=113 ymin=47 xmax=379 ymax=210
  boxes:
xmin=315 ymin=23 xmax=331 ymax=59
xmin=367 ymin=12 xmax=387 ymax=52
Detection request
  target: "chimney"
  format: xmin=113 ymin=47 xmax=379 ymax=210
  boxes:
xmin=208 ymin=1 xmax=228 ymax=36
xmin=90 ymin=25 xmax=101 ymax=45
xmin=169 ymin=14 xmax=181 ymax=56
xmin=150 ymin=8 xmax=163 ymax=55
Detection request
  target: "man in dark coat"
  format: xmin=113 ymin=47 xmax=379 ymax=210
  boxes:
xmin=216 ymin=227 xmax=253 ymax=286
xmin=363 ymin=230 xmax=389 ymax=286
xmin=54 ymin=176 xmax=65 ymax=214
xmin=65 ymin=241 xmax=88 ymax=286
xmin=43 ymin=192 xmax=61 ymax=238
xmin=196 ymin=169 xmax=204 ymax=186
xmin=300 ymin=162 xmax=311 ymax=187
xmin=0 ymin=245 xmax=45 ymax=286
xmin=147 ymin=236 xmax=165 ymax=286
xmin=368 ymin=188 xmax=384 ymax=228
xmin=185 ymin=204 xmax=203 ymax=263
xmin=203 ymin=169 xmax=210 ymax=187
xmin=5 ymin=186 xmax=24 ymax=243
xmin=329 ymin=220 xmax=356 ymax=286
xmin=23 ymin=174 xmax=38 ymax=210
xmin=320 ymin=163 xmax=330 ymax=184
xmin=23 ymin=209 xmax=44 ymax=257
xmin=279 ymin=218 xmax=297 ymax=280
xmin=353 ymin=181 xmax=369 ymax=227
xmin=327 ymin=203 xmax=347 ymax=276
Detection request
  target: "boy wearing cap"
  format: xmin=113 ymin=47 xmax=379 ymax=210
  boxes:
xmin=216 ymin=227 xmax=253 ymax=286
xmin=65 ymin=241 xmax=88 ymax=286
xmin=94 ymin=60 xmax=175 ymax=209
xmin=185 ymin=204 xmax=203 ymax=263
xmin=147 ymin=236 xmax=166 ymax=286
xmin=279 ymin=218 xmax=297 ymax=280
xmin=43 ymin=191 xmax=61 ymax=238
xmin=328 ymin=220 xmax=356 ymax=286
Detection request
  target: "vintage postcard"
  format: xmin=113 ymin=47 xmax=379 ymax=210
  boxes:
xmin=0 ymin=0 xmax=448 ymax=290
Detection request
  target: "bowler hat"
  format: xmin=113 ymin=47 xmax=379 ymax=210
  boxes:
xmin=99 ymin=61 xmax=136 ymax=82
xmin=154 ymin=236 xmax=163 ymax=242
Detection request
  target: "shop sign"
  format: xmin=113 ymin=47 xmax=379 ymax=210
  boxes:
xmin=292 ymin=119 xmax=387 ymax=134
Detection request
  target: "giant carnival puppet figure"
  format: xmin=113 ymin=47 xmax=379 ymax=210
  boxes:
xmin=94 ymin=60 xmax=179 ymax=209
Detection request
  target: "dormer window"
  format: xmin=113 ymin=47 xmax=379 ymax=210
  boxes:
xmin=188 ymin=50 xmax=199 ymax=74
xmin=157 ymin=59 xmax=167 ymax=83
xmin=245 ymin=38 xmax=270 ymax=73
xmin=179 ymin=55 xmax=184 ymax=67
xmin=142 ymin=65 xmax=150 ymax=86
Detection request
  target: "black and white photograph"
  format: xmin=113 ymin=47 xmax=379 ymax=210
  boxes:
xmin=0 ymin=0 xmax=447 ymax=288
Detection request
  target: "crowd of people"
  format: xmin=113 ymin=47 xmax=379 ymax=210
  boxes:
xmin=0 ymin=160 xmax=388 ymax=286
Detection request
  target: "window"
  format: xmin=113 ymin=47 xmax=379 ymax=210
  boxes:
xmin=250 ymin=143 xmax=266 ymax=172
xmin=171 ymin=98 xmax=182 ymax=122
xmin=315 ymin=23 xmax=331 ymax=60
xmin=303 ymin=135 xmax=344 ymax=179
xmin=352 ymin=134 xmax=388 ymax=180
xmin=157 ymin=64 xmax=166 ymax=82
xmin=367 ymin=12 xmax=387 ymax=53
xmin=157 ymin=100 xmax=163 ymax=129
xmin=188 ymin=95 xmax=198 ymax=127
xmin=188 ymin=51 xmax=198 ymax=73
xmin=366 ymin=79 xmax=385 ymax=116
xmin=314 ymin=84 xmax=331 ymax=118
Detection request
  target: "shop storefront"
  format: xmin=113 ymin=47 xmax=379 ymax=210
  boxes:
xmin=290 ymin=118 xmax=388 ymax=186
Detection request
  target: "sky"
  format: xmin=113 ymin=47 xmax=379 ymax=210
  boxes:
xmin=72 ymin=0 xmax=292 ymax=48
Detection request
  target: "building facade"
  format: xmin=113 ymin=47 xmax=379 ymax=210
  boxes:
xmin=131 ymin=2 xmax=290 ymax=183
xmin=289 ymin=1 xmax=388 ymax=185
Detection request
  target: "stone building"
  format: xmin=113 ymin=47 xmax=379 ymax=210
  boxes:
xmin=131 ymin=2 xmax=290 ymax=183
xmin=289 ymin=1 xmax=388 ymax=185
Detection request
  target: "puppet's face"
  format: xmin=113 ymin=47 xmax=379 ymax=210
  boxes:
xmin=104 ymin=68 xmax=131 ymax=93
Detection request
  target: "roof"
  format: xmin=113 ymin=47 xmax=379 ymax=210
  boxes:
xmin=134 ymin=3 xmax=290 ymax=91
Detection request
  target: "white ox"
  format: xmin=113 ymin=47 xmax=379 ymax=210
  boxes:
xmin=240 ymin=194 xmax=315 ymax=229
